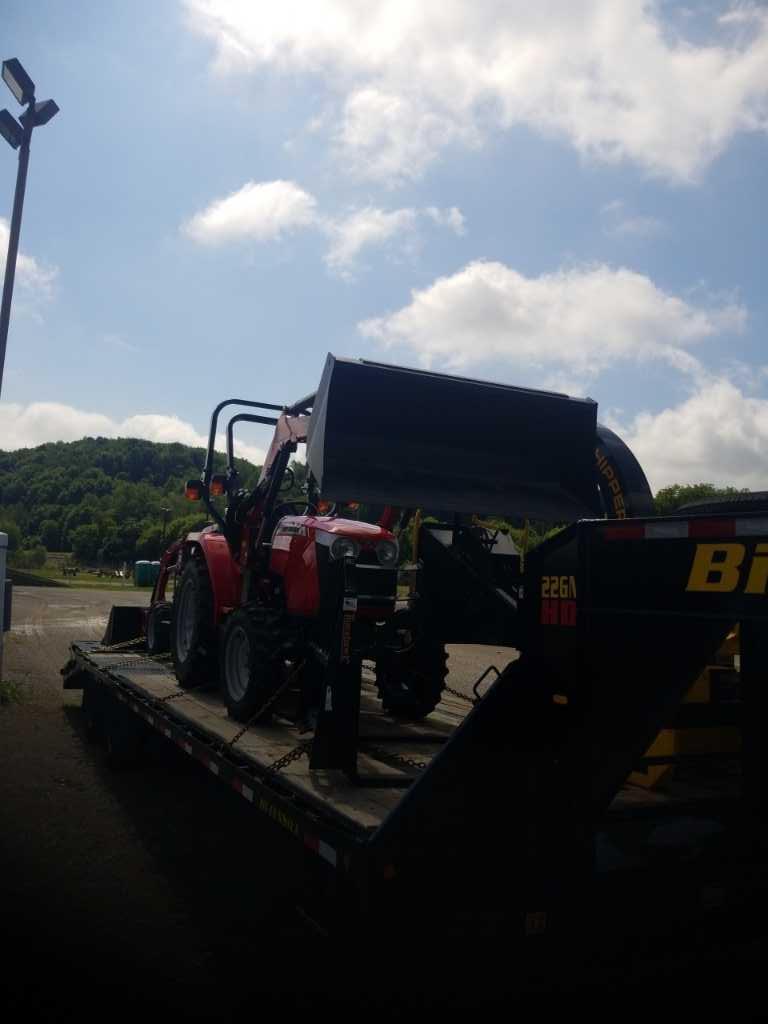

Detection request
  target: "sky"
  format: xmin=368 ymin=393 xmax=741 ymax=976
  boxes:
xmin=1 ymin=0 xmax=767 ymax=492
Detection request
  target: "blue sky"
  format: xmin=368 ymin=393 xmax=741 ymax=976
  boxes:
xmin=1 ymin=0 xmax=767 ymax=491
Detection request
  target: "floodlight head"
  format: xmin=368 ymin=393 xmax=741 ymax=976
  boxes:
xmin=20 ymin=98 xmax=59 ymax=127
xmin=0 ymin=108 xmax=23 ymax=150
xmin=2 ymin=59 xmax=35 ymax=106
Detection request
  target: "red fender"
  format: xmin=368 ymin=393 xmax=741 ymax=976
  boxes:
xmin=188 ymin=530 xmax=242 ymax=625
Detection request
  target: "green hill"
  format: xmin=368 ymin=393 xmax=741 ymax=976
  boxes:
xmin=0 ymin=436 xmax=261 ymax=567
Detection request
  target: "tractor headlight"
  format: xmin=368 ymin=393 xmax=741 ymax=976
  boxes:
xmin=330 ymin=536 xmax=360 ymax=561
xmin=376 ymin=539 xmax=399 ymax=566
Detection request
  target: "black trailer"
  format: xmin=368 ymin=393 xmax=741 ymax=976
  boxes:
xmin=63 ymin=507 xmax=768 ymax=947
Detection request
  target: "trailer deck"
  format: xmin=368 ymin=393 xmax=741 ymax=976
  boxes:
xmin=65 ymin=640 xmax=520 ymax=854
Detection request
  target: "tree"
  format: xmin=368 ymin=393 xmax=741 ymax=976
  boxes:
xmin=71 ymin=524 xmax=101 ymax=563
xmin=654 ymin=483 xmax=745 ymax=516
xmin=11 ymin=544 xmax=47 ymax=569
xmin=0 ymin=517 xmax=21 ymax=552
xmin=40 ymin=519 xmax=61 ymax=551
xmin=135 ymin=523 xmax=165 ymax=560
xmin=166 ymin=513 xmax=212 ymax=542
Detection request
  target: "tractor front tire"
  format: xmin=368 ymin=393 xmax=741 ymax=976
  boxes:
xmin=146 ymin=601 xmax=172 ymax=655
xmin=220 ymin=608 xmax=285 ymax=723
xmin=171 ymin=559 xmax=217 ymax=689
xmin=376 ymin=620 xmax=448 ymax=720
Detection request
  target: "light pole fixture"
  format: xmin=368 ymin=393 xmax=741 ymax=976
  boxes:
xmin=2 ymin=59 xmax=35 ymax=106
xmin=0 ymin=57 xmax=59 ymax=400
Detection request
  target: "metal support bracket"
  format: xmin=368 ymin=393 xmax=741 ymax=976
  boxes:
xmin=309 ymin=556 xmax=361 ymax=779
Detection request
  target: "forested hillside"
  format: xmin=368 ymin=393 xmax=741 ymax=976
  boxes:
xmin=0 ymin=437 xmax=261 ymax=567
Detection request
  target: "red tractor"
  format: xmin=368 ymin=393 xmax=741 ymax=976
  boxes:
xmin=150 ymin=354 xmax=653 ymax=739
xmin=154 ymin=367 xmax=447 ymax=726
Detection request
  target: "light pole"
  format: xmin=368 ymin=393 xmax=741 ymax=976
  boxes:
xmin=160 ymin=507 xmax=171 ymax=546
xmin=0 ymin=58 xmax=59 ymax=400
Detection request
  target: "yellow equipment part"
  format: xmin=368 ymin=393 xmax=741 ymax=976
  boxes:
xmin=629 ymin=628 xmax=741 ymax=789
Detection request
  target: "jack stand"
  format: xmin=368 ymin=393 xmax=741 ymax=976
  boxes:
xmin=310 ymin=555 xmax=361 ymax=779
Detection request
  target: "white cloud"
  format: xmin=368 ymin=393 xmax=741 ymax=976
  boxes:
xmin=601 ymin=199 xmax=666 ymax=238
xmin=359 ymin=260 xmax=746 ymax=382
xmin=324 ymin=205 xmax=416 ymax=274
xmin=0 ymin=218 xmax=57 ymax=298
xmin=425 ymin=206 xmax=466 ymax=235
xmin=102 ymin=333 xmax=139 ymax=354
xmin=614 ymin=376 xmax=768 ymax=491
xmin=184 ymin=179 xmax=464 ymax=274
xmin=323 ymin=204 xmax=467 ymax=276
xmin=183 ymin=179 xmax=318 ymax=244
xmin=336 ymin=87 xmax=477 ymax=185
xmin=185 ymin=0 xmax=768 ymax=183
xmin=0 ymin=402 xmax=265 ymax=465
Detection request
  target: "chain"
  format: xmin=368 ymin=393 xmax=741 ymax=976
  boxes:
xmin=225 ymin=659 xmax=307 ymax=749
xmin=360 ymin=742 xmax=427 ymax=773
xmin=442 ymin=684 xmax=476 ymax=705
xmin=266 ymin=740 xmax=312 ymax=774
xmin=99 ymin=658 xmax=152 ymax=673
xmin=93 ymin=636 xmax=145 ymax=654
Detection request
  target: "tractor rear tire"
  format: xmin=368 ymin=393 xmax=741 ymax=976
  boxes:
xmin=171 ymin=559 xmax=217 ymax=689
xmin=146 ymin=601 xmax=172 ymax=655
xmin=220 ymin=607 xmax=285 ymax=723
xmin=376 ymin=619 xmax=448 ymax=720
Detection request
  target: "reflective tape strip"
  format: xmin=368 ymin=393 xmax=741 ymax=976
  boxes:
xmin=604 ymin=525 xmax=644 ymax=541
xmin=689 ymin=518 xmax=734 ymax=538
xmin=735 ymin=518 xmax=768 ymax=536
xmin=304 ymin=834 xmax=337 ymax=867
xmin=318 ymin=841 xmax=337 ymax=867
xmin=232 ymin=778 xmax=254 ymax=802
xmin=644 ymin=521 xmax=688 ymax=539
xmin=603 ymin=518 xmax=762 ymax=541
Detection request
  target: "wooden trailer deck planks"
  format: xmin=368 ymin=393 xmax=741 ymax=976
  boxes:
xmin=73 ymin=642 xmax=470 ymax=831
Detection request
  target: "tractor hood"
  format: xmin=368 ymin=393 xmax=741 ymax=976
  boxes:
xmin=305 ymin=354 xmax=602 ymax=521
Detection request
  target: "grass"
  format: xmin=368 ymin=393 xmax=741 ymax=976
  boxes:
xmin=14 ymin=555 xmax=150 ymax=591
xmin=14 ymin=566 xmax=148 ymax=591
xmin=55 ymin=576 xmax=146 ymax=591
xmin=0 ymin=679 xmax=27 ymax=706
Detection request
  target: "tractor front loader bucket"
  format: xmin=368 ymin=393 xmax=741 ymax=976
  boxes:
xmin=306 ymin=355 xmax=602 ymax=522
xmin=102 ymin=605 xmax=145 ymax=646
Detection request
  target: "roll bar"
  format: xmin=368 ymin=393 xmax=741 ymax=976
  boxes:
xmin=202 ymin=399 xmax=285 ymax=487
